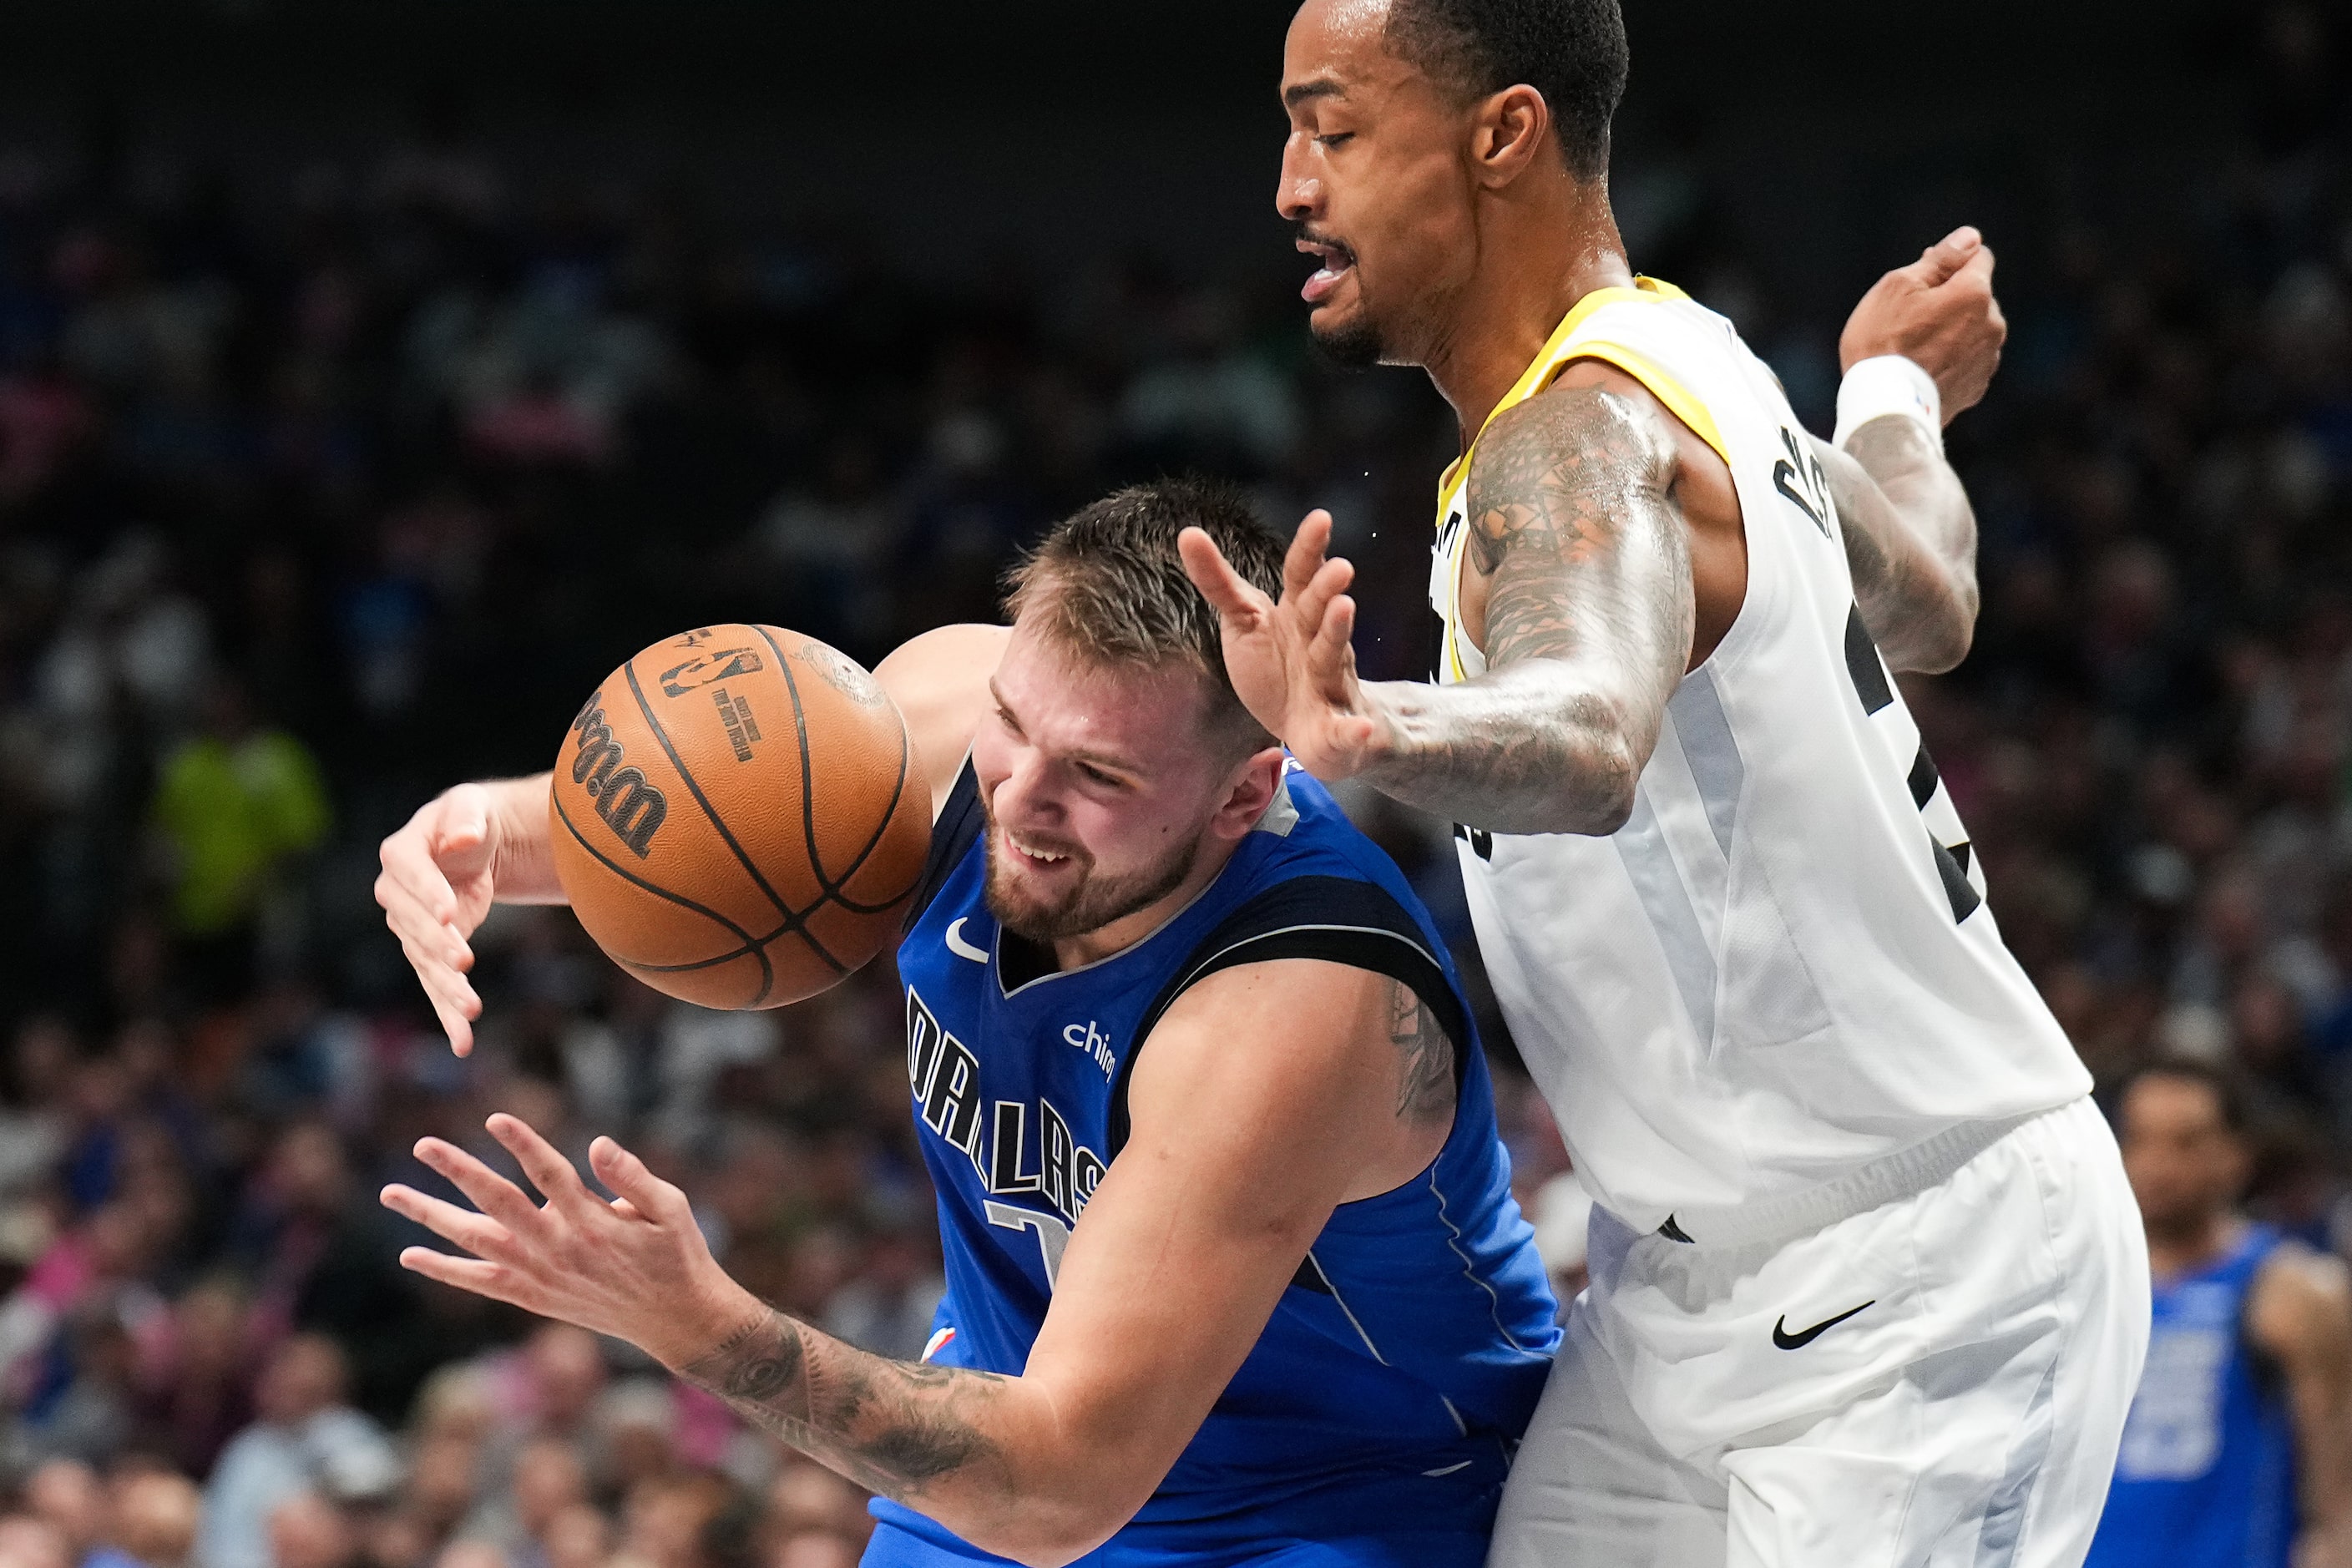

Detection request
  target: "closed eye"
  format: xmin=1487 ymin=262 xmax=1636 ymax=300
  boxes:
xmin=1075 ymin=761 xmax=1126 ymax=788
xmin=1317 ymin=133 xmax=1354 ymax=149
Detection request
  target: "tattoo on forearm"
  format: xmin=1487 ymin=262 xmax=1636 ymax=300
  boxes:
xmin=1388 ymin=981 xmax=1456 ymax=1123
xmin=1365 ymin=384 xmax=1692 ymax=834
xmin=1819 ymin=425 xmax=1977 ymax=675
xmin=680 ymin=1310 xmax=1010 ymax=1502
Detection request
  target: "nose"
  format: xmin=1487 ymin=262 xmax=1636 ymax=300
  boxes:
xmin=991 ymin=746 xmax=1064 ymax=833
xmin=1277 ymin=138 xmax=1323 ymax=223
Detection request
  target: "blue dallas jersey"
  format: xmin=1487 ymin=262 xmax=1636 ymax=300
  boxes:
xmin=2088 ymin=1225 xmax=2298 ymax=1568
xmin=866 ymin=760 xmax=1559 ymax=1568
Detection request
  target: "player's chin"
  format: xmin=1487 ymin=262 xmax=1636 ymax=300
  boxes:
xmin=984 ymin=865 xmax=1085 ymax=939
xmin=1308 ymin=302 xmax=1384 ymax=372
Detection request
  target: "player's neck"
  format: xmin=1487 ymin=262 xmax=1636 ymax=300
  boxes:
xmin=1050 ymin=833 xmax=1247 ymax=971
xmin=1423 ymin=184 xmax=1634 ymax=448
xmin=2145 ymin=1211 xmax=2245 ymax=1281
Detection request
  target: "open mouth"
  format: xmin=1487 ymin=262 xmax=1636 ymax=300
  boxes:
xmin=1004 ymin=827 xmax=1078 ymax=871
xmin=1297 ymin=235 xmax=1356 ymax=305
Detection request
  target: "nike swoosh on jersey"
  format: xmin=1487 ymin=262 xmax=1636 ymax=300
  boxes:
xmin=945 ymin=918 xmax=990 ymax=964
xmin=1772 ymin=1300 xmax=1874 ymax=1350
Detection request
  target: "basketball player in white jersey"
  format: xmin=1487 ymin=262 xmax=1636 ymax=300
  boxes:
xmin=1181 ymin=1 xmax=2150 ymax=1564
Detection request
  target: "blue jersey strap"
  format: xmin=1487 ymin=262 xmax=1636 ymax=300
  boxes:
xmin=1105 ymin=873 xmax=1473 ymax=1160
xmin=904 ymin=758 xmax=985 ymax=934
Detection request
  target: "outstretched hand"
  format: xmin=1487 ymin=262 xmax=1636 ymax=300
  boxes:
xmin=381 ymin=1114 xmax=757 ymax=1372
xmin=375 ymin=786 xmax=504 ymax=1056
xmin=1839 ymin=225 xmax=2007 ymax=421
xmin=1179 ymin=511 xmax=1383 ymax=781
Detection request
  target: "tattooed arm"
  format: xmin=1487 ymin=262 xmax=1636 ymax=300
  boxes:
xmin=1815 ymin=228 xmax=2006 ymax=675
xmin=1184 ymin=372 xmax=1702 ymax=836
xmin=379 ymin=958 xmax=1454 ymax=1567
xmin=1813 ymin=427 xmax=1979 ymax=675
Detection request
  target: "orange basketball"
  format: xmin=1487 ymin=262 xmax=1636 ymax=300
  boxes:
xmin=547 ymin=625 xmax=932 ymax=1009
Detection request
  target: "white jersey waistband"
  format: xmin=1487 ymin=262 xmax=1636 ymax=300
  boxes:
xmin=1638 ymin=1099 xmax=2086 ymax=1250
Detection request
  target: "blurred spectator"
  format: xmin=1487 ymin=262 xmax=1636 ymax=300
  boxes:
xmin=0 ymin=1517 xmax=69 ymax=1568
xmin=816 ymin=1230 xmax=942 ymax=1364
xmin=266 ymin=1494 xmax=357 ymax=1568
xmin=96 ymin=1472 xmax=199 ymax=1568
xmin=197 ymin=1336 xmax=396 ymax=1568
xmin=149 ymin=679 xmax=330 ymax=1003
xmin=23 ymin=1461 xmax=101 ymax=1568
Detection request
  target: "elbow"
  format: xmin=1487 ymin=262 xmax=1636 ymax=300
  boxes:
xmin=1563 ymin=749 xmax=1640 ymax=836
xmin=960 ymin=1490 xmax=1140 ymax=1568
xmin=982 ymin=1515 xmax=1126 ymax=1568
xmin=1897 ymin=595 xmax=1977 ymax=677
xmin=1514 ymin=726 xmax=1642 ymax=837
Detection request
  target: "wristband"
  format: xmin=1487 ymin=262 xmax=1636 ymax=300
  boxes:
xmin=1834 ymin=355 xmax=1943 ymax=453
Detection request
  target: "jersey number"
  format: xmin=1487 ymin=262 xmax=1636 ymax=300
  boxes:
xmin=1843 ymin=607 xmax=1980 ymax=923
xmin=986 ymin=1201 xmax=1070 ymax=1291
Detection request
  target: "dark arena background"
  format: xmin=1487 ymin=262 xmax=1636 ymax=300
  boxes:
xmin=0 ymin=0 xmax=2331 ymax=1564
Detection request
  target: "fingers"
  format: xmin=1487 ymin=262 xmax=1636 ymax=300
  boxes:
xmin=1282 ymin=511 xmax=1335 ymax=602
xmin=392 ymin=927 xmax=481 ymax=1024
xmin=380 ymin=1183 xmax=516 ymax=1257
xmin=397 ymin=1246 xmax=522 ymax=1302
xmin=1305 ymin=589 xmax=1359 ymax=698
xmin=1914 ymin=225 xmax=1984 ymax=285
xmin=1289 ymin=552 xmax=1357 ymax=640
xmin=412 ymin=1137 xmax=544 ymax=1229
xmin=1178 ymin=528 xmax=1272 ymax=622
xmin=590 ymin=1137 xmax=690 ymax=1227
xmin=379 ymin=808 xmax=469 ymax=930
xmin=487 ymin=1114 xmax=599 ymax=1217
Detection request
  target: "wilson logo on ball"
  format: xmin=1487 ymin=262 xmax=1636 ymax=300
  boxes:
xmin=569 ymin=692 xmax=669 ymax=857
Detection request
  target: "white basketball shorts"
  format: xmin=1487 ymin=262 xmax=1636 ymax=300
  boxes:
xmin=1489 ymin=1097 xmax=2150 ymax=1568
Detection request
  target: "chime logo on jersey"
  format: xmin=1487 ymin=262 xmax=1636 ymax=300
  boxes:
xmin=907 ymin=985 xmax=1108 ymax=1226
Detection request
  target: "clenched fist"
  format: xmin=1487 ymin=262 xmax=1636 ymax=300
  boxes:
xmin=1840 ymin=226 xmax=2007 ymax=422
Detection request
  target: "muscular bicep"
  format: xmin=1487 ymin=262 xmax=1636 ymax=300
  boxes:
xmin=1462 ymin=377 xmax=1695 ymax=694
xmin=1813 ymin=429 xmax=1978 ymax=675
xmin=1014 ymin=960 xmax=1424 ymax=1528
xmin=876 ymin=624 xmax=1010 ymax=820
xmin=1356 ymin=378 xmax=1696 ymax=835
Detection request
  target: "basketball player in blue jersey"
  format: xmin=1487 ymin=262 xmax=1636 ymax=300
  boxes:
xmin=1182 ymin=1 xmax=2147 ymax=1564
xmin=2087 ymin=1062 xmax=2352 ymax=1568
xmin=371 ymin=479 xmax=1560 ymax=1568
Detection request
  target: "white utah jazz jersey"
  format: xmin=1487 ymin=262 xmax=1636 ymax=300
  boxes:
xmin=1430 ymin=279 xmax=2089 ymax=1238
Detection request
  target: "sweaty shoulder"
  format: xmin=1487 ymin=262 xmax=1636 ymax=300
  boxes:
xmin=874 ymin=624 xmax=1009 ymax=820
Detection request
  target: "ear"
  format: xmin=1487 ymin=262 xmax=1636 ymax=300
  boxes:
xmin=1208 ymin=746 xmax=1289 ymax=840
xmin=1470 ymin=84 xmax=1550 ymax=188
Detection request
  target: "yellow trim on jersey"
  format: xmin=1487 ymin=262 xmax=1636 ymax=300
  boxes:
xmin=1565 ymin=339 xmax=1729 ymax=463
xmin=1436 ymin=279 xmax=1677 ymax=498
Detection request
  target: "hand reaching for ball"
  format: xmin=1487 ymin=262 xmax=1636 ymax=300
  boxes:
xmin=375 ymin=776 xmax=565 ymax=1056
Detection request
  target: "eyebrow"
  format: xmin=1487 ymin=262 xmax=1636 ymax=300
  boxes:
xmin=1282 ymin=78 xmax=1348 ymax=109
xmin=988 ymin=680 xmax=1142 ymax=777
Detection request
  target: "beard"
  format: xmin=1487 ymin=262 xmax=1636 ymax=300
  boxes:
xmin=981 ymin=820 xmax=1201 ymax=944
xmin=1310 ymin=308 xmax=1386 ymax=372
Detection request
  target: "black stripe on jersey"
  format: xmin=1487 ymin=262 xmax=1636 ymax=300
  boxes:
xmin=1844 ymin=606 xmax=1895 ymax=716
xmin=1906 ymin=745 xmax=1940 ymax=810
xmin=1846 ymin=607 xmax=1980 ymax=925
xmin=1105 ymin=874 xmax=1473 ymax=1162
xmin=1930 ymin=836 xmax=1983 ymax=923
xmin=904 ymin=756 xmax=984 ymax=935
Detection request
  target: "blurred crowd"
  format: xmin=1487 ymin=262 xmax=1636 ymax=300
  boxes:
xmin=3 ymin=4 xmax=2352 ymax=1567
